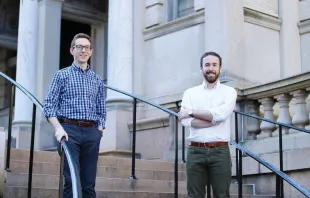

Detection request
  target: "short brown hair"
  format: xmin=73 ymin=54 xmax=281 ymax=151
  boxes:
xmin=71 ymin=33 xmax=92 ymax=47
xmin=200 ymin=51 xmax=222 ymax=67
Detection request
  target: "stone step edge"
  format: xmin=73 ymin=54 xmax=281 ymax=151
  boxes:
xmin=10 ymin=148 xmax=184 ymax=164
xmin=5 ymin=186 xmax=265 ymax=196
xmin=5 ymin=186 xmax=181 ymax=193
xmin=9 ymin=160 xmax=186 ymax=172
xmin=6 ymin=172 xmax=187 ymax=183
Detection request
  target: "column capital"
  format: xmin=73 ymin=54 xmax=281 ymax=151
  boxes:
xmin=258 ymin=97 xmax=276 ymax=111
xmin=274 ymin=93 xmax=292 ymax=101
xmin=290 ymin=89 xmax=308 ymax=97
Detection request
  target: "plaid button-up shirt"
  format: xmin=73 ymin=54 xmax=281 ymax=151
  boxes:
xmin=43 ymin=63 xmax=107 ymax=127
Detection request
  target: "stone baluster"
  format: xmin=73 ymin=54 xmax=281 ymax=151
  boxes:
xmin=258 ymin=97 xmax=277 ymax=138
xmin=274 ymin=94 xmax=292 ymax=135
xmin=290 ymin=90 xmax=309 ymax=130
xmin=246 ymin=100 xmax=261 ymax=140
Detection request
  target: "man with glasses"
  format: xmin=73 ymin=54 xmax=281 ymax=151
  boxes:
xmin=43 ymin=33 xmax=106 ymax=198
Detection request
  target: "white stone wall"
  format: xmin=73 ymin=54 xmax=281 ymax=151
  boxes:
xmin=301 ymin=32 xmax=310 ymax=72
xmin=144 ymin=23 xmax=205 ymax=99
xmin=299 ymin=0 xmax=310 ymax=72
xmin=243 ymin=22 xmax=281 ymax=83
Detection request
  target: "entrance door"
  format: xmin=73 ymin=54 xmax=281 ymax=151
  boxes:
xmin=59 ymin=19 xmax=91 ymax=69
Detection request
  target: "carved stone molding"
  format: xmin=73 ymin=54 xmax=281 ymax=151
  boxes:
xmin=244 ymin=7 xmax=282 ymax=31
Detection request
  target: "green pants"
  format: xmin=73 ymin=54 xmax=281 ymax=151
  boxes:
xmin=186 ymin=145 xmax=232 ymax=198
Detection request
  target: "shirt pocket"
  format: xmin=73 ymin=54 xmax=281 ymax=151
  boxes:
xmin=87 ymin=79 xmax=99 ymax=99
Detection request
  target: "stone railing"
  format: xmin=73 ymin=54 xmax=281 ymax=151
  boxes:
xmin=237 ymin=72 xmax=310 ymax=140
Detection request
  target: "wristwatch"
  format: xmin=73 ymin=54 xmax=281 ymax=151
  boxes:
xmin=188 ymin=110 xmax=194 ymax=117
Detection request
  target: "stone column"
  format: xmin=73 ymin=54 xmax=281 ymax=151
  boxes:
xmin=279 ymin=0 xmax=301 ymax=77
xmin=204 ymin=0 xmax=244 ymax=83
xmin=274 ymin=94 xmax=292 ymax=135
xmin=290 ymin=90 xmax=309 ymax=130
xmin=107 ymin=0 xmax=133 ymax=100
xmin=13 ymin=0 xmax=38 ymax=149
xmin=258 ymin=97 xmax=277 ymax=138
xmin=101 ymin=0 xmax=134 ymax=157
xmin=35 ymin=0 xmax=64 ymax=150
xmin=91 ymin=22 xmax=108 ymax=80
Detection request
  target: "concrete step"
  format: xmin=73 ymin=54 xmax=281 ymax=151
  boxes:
xmin=6 ymin=173 xmax=255 ymax=195
xmin=9 ymin=149 xmax=186 ymax=171
xmin=4 ymin=187 xmax=276 ymax=198
xmin=9 ymin=160 xmax=187 ymax=181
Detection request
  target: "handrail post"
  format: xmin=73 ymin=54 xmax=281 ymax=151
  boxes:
xmin=279 ymin=126 xmax=284 ymax=198
xmin=130 ymin=98 xmax=137 ymax=180
xmin=174 ymin=116 xmax=179 ymax=198
xmin=238 ymin=149 xmax=243 ymax=198
xmin=59 ymin=147 xmax=65 ymax=198
xmin=182 ymin=126 xmax=185 ymax=163
xmin=235 ymin=113 xmax=243 ymax=198
xmin=5 ymin=84 xmax=15 ymax=172
xmin=276 ymin=175 xmax=280 ymax=197
xmin=27 ymin=104 xmax=37 ymax=198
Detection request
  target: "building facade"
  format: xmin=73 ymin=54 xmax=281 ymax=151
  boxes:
xmin=1 ymin=0 xmax=310 ymax=196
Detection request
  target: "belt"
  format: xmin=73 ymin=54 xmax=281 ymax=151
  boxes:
xmin=190 ymin=141 xmax=228 ymax=148
xmin=59 ymin=118 xmax=95 ymax=127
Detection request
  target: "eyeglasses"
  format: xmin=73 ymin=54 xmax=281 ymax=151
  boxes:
xmin=73 ymin=45 xmax=92 ymax=51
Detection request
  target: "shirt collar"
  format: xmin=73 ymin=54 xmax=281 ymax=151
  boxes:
xmin=202 ymin=79 xmax=220 ymax=90
xmin=72 ymin=63 xmax=90 ymax=72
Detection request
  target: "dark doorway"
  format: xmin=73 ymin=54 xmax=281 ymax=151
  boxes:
xmin=59 ymin=19 xmax=91 ymax=69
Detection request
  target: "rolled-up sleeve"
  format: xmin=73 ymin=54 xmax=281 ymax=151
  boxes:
xmin=43 ymin=72 xmax=62 ymax=119
xmin=96 ymin=81 xmax=107 ymax=127
xmin=209 ymin=88 xmax=237 ymax=122
xmin=180 ymin=90 xmax=194 ymax=127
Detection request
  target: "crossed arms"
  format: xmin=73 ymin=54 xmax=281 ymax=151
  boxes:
xmin=178 ymin=89 xmax=237 ymax=129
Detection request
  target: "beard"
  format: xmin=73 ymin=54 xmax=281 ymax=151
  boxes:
xmin=204 ymin=71 xmax=220 ymax=83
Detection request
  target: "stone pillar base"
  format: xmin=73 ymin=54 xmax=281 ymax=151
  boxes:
xmin=12 ymin=122 xmax=32 ymax=149
xmin=11 ymin=119 xmax=56 ymax=150
xmin=99 ymin=100 xmax=133 ymax=155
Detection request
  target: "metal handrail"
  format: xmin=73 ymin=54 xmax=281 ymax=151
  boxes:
xmin=104 ymin=85 xmax=178 ymax=116
xmin=60 ymin=138 xmax=82 ymax=197
xmin=234 ymin=110 xmax=310 ymax=134
xmin=231 ymin=141 xmax=310 ymax=197
xmin=106 ymin=86 xmax=310 ymax=198
xmin=0 ymin=71 xmax=82 ymax=198
xmin=233 ymin=110 xmax=310 ymax=198
xmin=3 ymin=69 xmax=309 ymax=198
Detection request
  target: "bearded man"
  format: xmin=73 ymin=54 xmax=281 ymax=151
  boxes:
xmin=178 ymin=51 xmax=237 ymax=198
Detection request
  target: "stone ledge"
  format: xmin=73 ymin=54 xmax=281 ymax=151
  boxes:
xmin=128 ymin=116 xmax=169 ymax=132
xmin=238 ymin=71 xmax=310 ymax=100
xmin=298 ymin=19 xmax=310 ymax=34
xmin=145 ymin=0 xmax=163 ymax=8
xmin=144 ymin=7 xmax=282 ymax=41
xmin=144 ymin=10 xmax=205 ymax=41
xmin=244 ymin=8 xmax=282 ymax=31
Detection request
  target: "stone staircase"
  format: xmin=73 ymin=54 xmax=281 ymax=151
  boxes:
xmin=3 ymin=149 xmax=275 ymax=198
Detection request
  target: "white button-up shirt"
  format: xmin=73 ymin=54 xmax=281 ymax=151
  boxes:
xmin=180 ymin=80 xmax=237 ymax=143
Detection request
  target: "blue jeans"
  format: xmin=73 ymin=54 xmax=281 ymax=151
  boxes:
xmin=57 ymin=123 xmax=102 ymax=198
